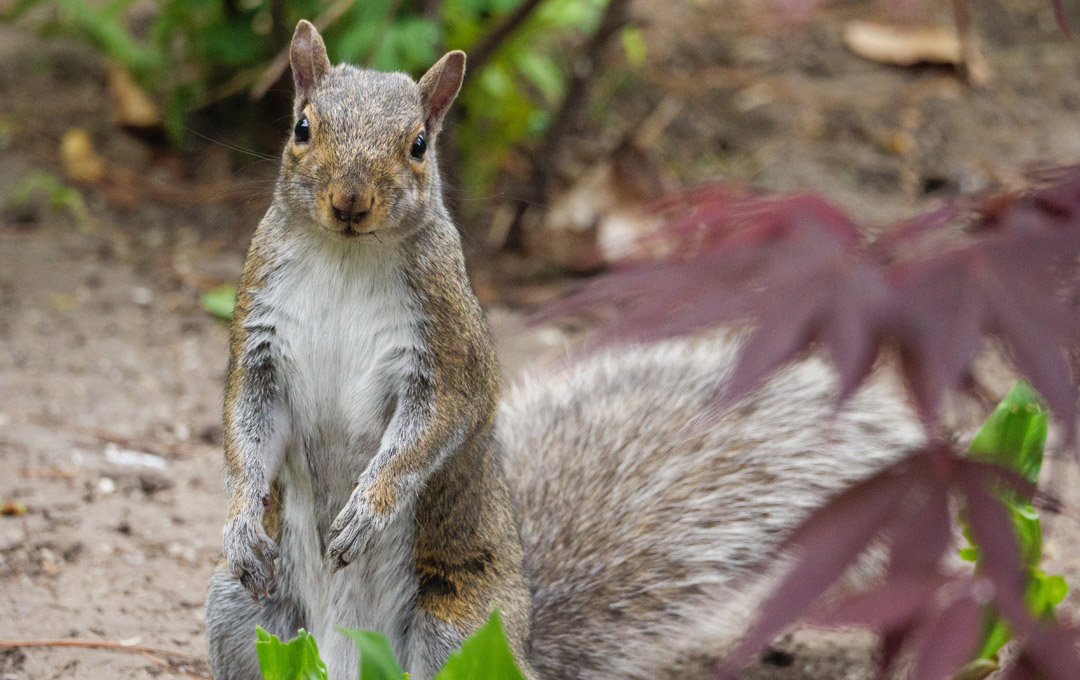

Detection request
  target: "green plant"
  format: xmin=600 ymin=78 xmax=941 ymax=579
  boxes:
xmin=254 ymin=610 xmax=525 ymax=680
xmin=3 ymin=0 xmax=621 ymax=204
xmin=445 ymin=0 xmax=607 ymax=195
xmin=959 ymin=380 xmax=1068 ymax=662
xmin=200 ymin=282 xmax=237 ymax=320
xmin=255 ymin=627 xmax=328 ymax=680
xmin=8 ymin=169 xmax=91 ymax=228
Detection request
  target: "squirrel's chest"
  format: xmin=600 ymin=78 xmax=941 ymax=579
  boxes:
xmin=264 ymin=252 xmax=421 ymax=449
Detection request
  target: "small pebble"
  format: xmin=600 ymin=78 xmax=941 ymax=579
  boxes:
xmin=97 ymin=477 xmax=116 ymax=495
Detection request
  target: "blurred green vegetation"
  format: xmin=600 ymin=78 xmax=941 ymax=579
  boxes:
xmin=3 ymin=0 xmax=625 ymax=203
xmin=960 ymin=380 xmax=1067 ymax=664
xmin=10 ymin=169 xmax=92 ymax=229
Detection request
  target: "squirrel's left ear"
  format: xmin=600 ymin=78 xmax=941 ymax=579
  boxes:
xmin=418 ymin=51 xmax=466 ymax=137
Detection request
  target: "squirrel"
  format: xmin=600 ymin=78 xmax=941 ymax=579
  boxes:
xmin=205 ymin=20 xmax=925 ymax=680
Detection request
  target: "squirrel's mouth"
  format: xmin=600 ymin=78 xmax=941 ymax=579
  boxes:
xmin=334 ymin=224 xmax=379 ymax=240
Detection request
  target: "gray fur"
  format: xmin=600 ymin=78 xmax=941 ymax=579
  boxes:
xmin=499 ymin=333 xmax=924 ymax=679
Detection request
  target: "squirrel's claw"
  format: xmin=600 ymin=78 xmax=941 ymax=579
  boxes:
xmin=224 ymin=516 xmax=279 ymax=601
xmin=327 ymin=553 xmax=350 ymax=575
xmin=324 ymin=488 xmax=384 ymax=572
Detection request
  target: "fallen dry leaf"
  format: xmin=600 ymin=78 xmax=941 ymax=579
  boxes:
xmin=535 ymin=145 xmax=670 ymax=270
xmin=49 ymin=292 xmax=77 ymax=311
xmin=843 ymin=20 xmax=961 ymax=67
xmin=60 ymin=128 xmax=106 ymax=184
xmin=1 ymin=500 xmax=27 ymax=516
xmin=109 ymin=64 xmax=161 ymax=128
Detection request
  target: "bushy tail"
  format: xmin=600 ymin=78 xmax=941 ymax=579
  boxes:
xmin=498 ymin=334 xmax=924 ymax=680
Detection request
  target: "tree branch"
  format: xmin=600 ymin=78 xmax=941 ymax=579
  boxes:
xmin=0 ymin=638 xmax=197 ymax=660
xmin=249 ymin=0 xmax=354 ymax=99
xmin=503 ymin=0 xmax=631 ymax=251
xmin=465 ymin=0 xmax=547 ymax=81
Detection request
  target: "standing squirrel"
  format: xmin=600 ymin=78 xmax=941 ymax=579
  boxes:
xmin=206 ymin=20 xmax=924 ymax=680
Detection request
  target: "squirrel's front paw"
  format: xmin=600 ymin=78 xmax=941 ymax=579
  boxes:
xmin=223 ymin=516 xmax=279 ymax=601
xmin=324 ymin=487 xmax=390 ymax=573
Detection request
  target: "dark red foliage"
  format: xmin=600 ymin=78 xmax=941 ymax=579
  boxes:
xmin=542 ymin=169 xmax=1080 ymax=679
xmin=1051 ymin=0 xmax=1071 ymax=36
xmin=909 ymin=596 xmax=981 ymax=680
xmin=548 ymin=169 xmax=1080 ymax=438
xmin=713 ymin=445 xmax=1076 ymax=680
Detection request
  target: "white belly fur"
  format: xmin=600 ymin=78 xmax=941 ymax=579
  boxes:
xmin=259 ymin=237 xmax=423 ymax=678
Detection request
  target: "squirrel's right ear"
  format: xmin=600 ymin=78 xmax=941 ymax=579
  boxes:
xmin=290 ymin=20 xmax=330 ymax=106
xmin=418 ymin=51 xmax=466 ymax=137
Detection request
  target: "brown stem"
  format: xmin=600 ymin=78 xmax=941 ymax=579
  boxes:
xmin=503 ymin=0 xmax=631 ymax=251
xmin=419 ymin=0 xmax=444 ymax=20
xmin=249 ymin=0 xmax=355 ymax=99
xmin=465 ymin=0 xmax=547 ymax=81
xmin=270 ymin=0 xmax=288 ymax=52
xmin=950 ymin=0 xmax=992 ymax=86
xmin=0 ymin=639 xmax=198 ymax=660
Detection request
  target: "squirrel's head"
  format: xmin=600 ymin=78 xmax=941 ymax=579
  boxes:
xmin=278 ymin=20 xmax=464 ymax=242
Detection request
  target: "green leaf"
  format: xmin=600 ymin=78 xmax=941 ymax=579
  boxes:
xmin=370 ymin=17 xmax=440 ymax=72
xmin=335 ymin=628 xmax=406 ymax=680
xmin=959 ymin=380 xmax=1068 ymax=662
xmin=620 ymin=25 xmax=646 ymax=67
xmin=1010 ymin=503 xmax=1042 ymax=567
xmin=967 ymin=380 xmax=1048 ymax=484
xmin=1029 ymin=570 xmax=1068 ymax=617
xmin=514 ymin=52 xmax=564 ymax=103
xmin=200 ymin=283 xmax=237 ymax=320
xmin=433 ymin=610 xmax=526 ymax=680
xmin=974 ymin=615 xmax=1012 ymax=661
xmin=255 ymin=626 xmax=329 ymax=680
xmin=9 ymin=170 xmax=91 ymax=229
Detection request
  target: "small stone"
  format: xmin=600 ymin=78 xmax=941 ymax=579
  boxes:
xmin=132 ymin=286 xmax=154 ymax=306
xmin=96 ymin=477 xmax=117 ymax=495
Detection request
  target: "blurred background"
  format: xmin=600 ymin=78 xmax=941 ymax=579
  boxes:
xmin=1 ymin=0 xmax=1079 ymax=678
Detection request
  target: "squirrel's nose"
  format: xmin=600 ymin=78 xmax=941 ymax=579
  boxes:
xmin=330 ymin=191 xmax=374 ymax=223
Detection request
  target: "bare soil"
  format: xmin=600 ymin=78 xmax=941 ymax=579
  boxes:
xmin=1 ymin=1 xmax=1079 ymax=679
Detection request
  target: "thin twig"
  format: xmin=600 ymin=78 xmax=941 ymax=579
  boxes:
xmin=503 ymin=0 xmax=631 ymax=250
xmin=950 ymin=0 xmax=993 ymax=86
xmin=250 ymin=0 xmax=355 ymax=99
xmin=141 ymin=651 xmax=212 ymax=680
xmin=464 ymin=0 xmax=546 ymax=82
xmin=0 ymin=639 xmax=198 ymax=660
xmin=418 ymin=0 xmax=443 ymax=20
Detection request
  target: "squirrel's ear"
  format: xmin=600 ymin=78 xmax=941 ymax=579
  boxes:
xmin=290 ymin=20 xmax=330 ymax=105
xmin=418 ymin=51 xmax=466 ymax=137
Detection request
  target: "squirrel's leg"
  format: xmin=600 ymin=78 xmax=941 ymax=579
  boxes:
xmin=405 ymin=612 xmax=471 ymax=680
xmin=324 ymin=375 xmax=467 ymax=571
xmin=404 ymin=437 xmax=537 ymax=679
xmin=405 ymin=610 xmax=538 ymax=680
xmin=222 ymin=316 xmax=290 ymax=597
xmin=206 ymin=561 xmax=305 ymax=680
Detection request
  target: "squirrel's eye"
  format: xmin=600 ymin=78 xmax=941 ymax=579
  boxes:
xmin=410 ymin=133 xmax=427 ymax=160
xmin=294 ymin=116 xmax=310 ymax=144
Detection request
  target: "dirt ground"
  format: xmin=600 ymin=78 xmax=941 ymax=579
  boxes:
xmin=1 ymin=0 xmax=1080 ymax=678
